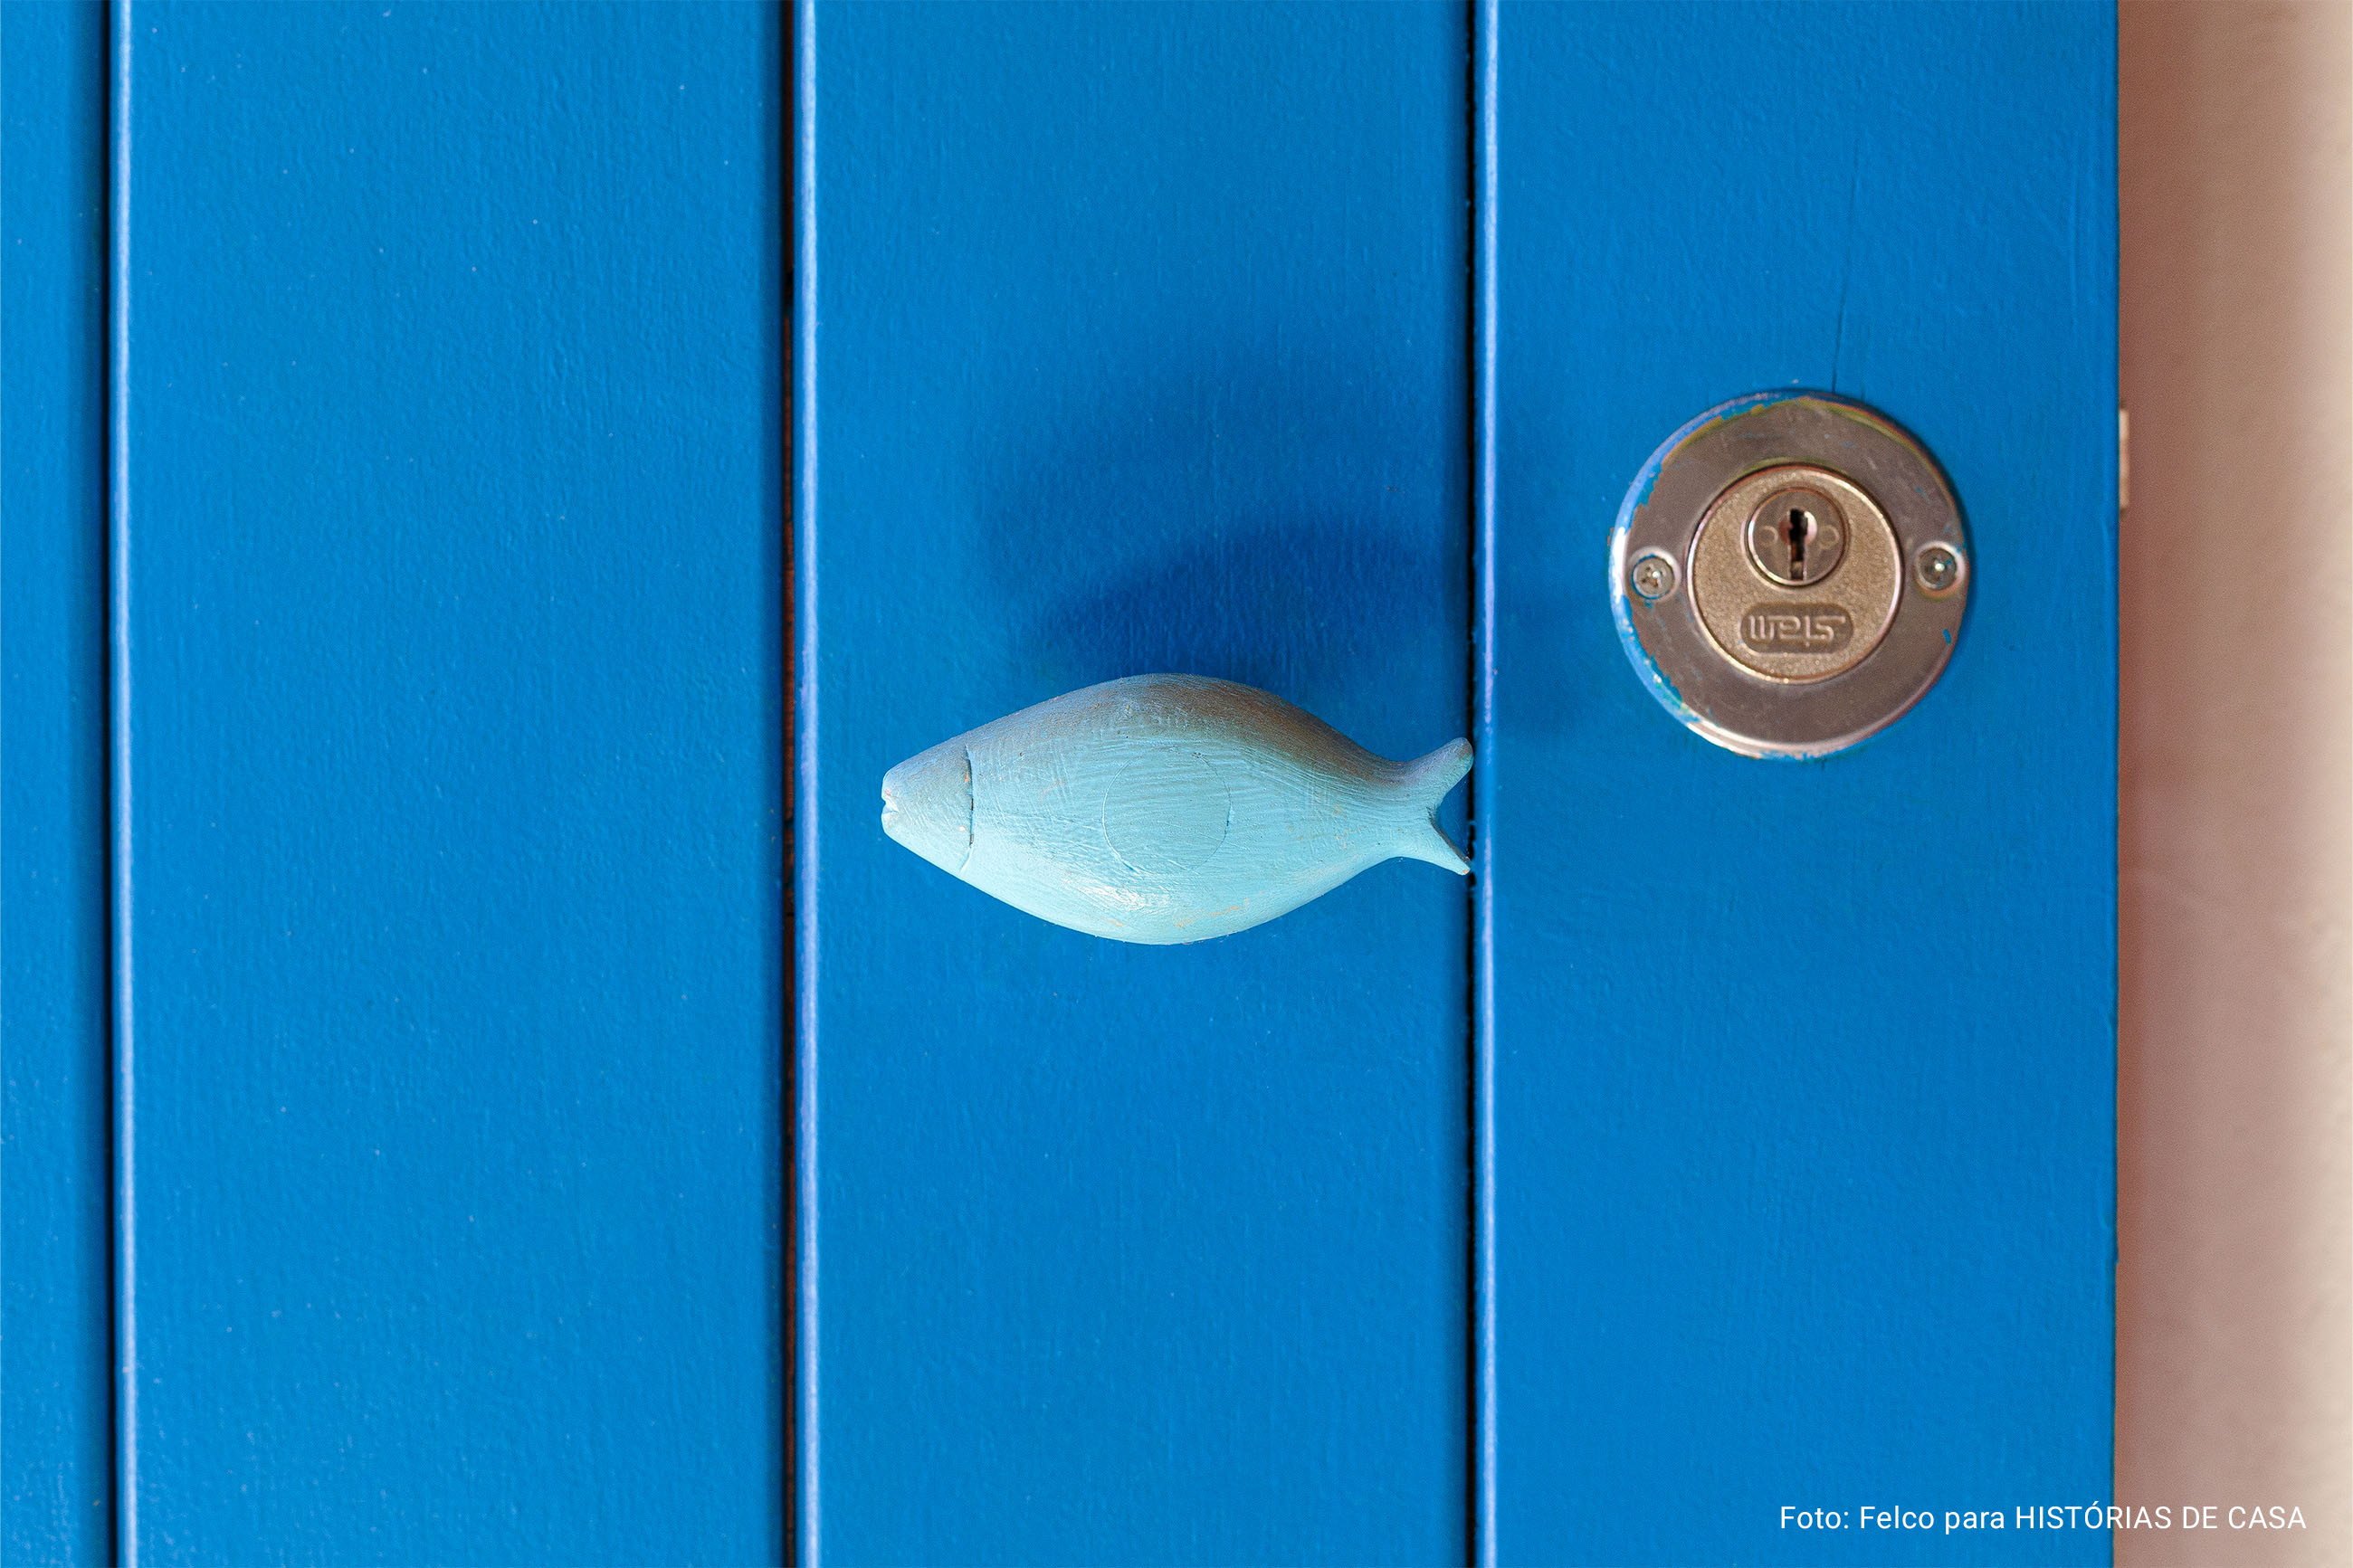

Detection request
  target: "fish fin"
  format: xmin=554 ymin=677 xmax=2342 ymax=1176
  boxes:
xmin=1394 ymin=737 xmax=1472 ymax=875
xmin=1403 ymin=736 xmax=1474 ymax=803
xmin=1398 ymin=818 xmax=1472 ymax=875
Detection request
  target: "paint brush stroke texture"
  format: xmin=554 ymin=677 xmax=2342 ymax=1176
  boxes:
xmin=882 ymin=674 xmax=1472 ymax=943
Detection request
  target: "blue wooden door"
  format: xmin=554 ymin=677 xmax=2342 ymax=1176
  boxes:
xmin=7 ymin=4 xmax=786 ymax=1562
xmin=794 ymin=5 xmax=1472 ymax=1561
xmin=5 ymin=4 xmax=2113 ymax=1564
xmin=797 ymin=5 xmax=2114 ymax=1564
xmin=1479 ymin=8 xmax=2115 ymax=1564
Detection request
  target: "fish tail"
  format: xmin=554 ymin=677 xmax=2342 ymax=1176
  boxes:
xmin=1393 ymin=737 xmax=1472 ymax=875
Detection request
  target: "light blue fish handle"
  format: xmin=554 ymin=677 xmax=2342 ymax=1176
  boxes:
xmin=881 ymin=674 xmax=1472 ymax=944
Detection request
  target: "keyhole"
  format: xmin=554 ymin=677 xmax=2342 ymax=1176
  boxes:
xmin=1743 ymin=483 xmax=1848 ymax=588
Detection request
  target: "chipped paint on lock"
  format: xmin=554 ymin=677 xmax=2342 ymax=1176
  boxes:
xmin=1613 ymin=389 xmax=1857 ymax=757
xmin=1608 ymin=393 xmax=1796 ymax=736
xmin=1610 ymin=388 xmax=1963 ymax=762
xmin=881 ymin=674 xmax=1472 ymax=944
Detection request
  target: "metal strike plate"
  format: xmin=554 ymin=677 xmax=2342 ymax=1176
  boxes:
xmin=1611 ymin=392 xmax=1969 ymax=758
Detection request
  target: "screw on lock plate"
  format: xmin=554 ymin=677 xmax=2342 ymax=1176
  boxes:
xmin=1628 ymin=552 xmax=1678 ymax=602
xmin=1609 ymin=392 xmax=1969 ymax=759
xmin=1915 ymin=541 xmax=1964 ymax=594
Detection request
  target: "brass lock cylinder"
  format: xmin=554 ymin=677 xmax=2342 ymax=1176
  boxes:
xmin=1612 ymin=393 xmax=1969 ymax=758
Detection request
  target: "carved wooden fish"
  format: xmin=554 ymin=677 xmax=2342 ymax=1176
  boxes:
xmin=881 ymin=674 xmax=1472 ymax=944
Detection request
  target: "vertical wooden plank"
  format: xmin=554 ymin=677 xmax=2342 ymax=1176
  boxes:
xmin=116 ymin=5 xmax=784 ymax=1559
xmin=798 ymin=4 xmax=1469 ymax=1560
xmin=1469 ymin=6 xmax=1501 ymax=1563
xmin=2 ymin=5 xmax=116 ymax=1561
xmin=1486 ymin=5 xmax=2116 ymax=1564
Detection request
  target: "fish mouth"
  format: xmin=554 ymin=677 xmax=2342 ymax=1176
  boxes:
xmin=877 ymin=744 xmax=973 ymax=875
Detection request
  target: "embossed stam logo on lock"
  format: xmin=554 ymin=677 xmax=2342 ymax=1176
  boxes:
xmin=1740 ymin=603 xmax=1854 ymax=654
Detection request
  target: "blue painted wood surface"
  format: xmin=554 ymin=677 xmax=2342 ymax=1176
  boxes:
xmin=798 ymin=3 xmax=1469 ymax=1559
xmin=5 ymin=4 xmax=2118 ymax=1560
xmin=113 ymin=5 xmax=784 ymax=1559
xmin=2 ymin=5 xmax=115 ymax=1561
xmin=1480 ymin=5 xmax=2116 ymax=1564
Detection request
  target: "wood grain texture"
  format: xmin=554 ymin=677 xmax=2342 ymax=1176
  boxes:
xmin=1483 ymin=5 xmax=2117 ymax=1563
xmin=114 ymin=5 xmax=785 ymax=1559
xmin=797 ymin=3 xmax=1469 ymax=1559
xmin=1 ymin=5 xmax=115 ymax=1562
xmin=881 ymin=675 xmax=1472 ymax=944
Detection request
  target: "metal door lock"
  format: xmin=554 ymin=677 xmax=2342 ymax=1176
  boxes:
xmin=1611 ymin=393 xmax=1969 ymax=757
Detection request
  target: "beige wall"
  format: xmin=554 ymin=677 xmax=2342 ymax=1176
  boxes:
xmin=2118 ymin=4 xmax=2352 ymax=1563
